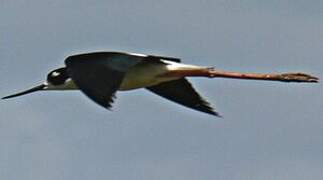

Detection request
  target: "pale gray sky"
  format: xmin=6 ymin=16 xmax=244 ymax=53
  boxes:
xmin=1 ymin=0 xmax=323 ymax=180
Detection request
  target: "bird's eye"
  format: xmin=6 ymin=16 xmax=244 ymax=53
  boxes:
xmin=47 ymin=68 xmax=69 ymax=85
xmin=51 ymin=71 xmax=60 ymax=77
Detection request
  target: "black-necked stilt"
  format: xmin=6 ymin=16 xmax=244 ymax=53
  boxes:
xmin=2 ymin=51 xmax=319 ymax=116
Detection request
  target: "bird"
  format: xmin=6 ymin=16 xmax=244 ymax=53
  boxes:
xmin=2 ymin=51 xmax=319 ymax=116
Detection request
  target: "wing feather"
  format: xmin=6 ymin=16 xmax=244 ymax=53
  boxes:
xmin=64 ymin=52 xmax=185 ymax=110
xmin=65 ymin=52 xmax=141 ymax=108
xmin=146 ymin=78 xmax=220 ymax=116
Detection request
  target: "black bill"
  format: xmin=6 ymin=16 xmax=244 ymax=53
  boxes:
xmin=2 ymin=84 xmax=46 ymax=99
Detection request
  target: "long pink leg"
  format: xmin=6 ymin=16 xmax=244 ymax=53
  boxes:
xmin=161 ymin=68 xmax=319 ymax=83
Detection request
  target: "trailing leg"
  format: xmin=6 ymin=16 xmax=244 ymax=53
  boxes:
xmin=207 ymin=68 xmax=319 ymax=83
xmin=161 ymin=67 xmax=319 ymax=83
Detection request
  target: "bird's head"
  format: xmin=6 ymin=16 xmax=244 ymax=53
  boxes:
xmin=46 ymin=67 xmax=70 ymax=88
xmin=2 ymin=67 xmax=76 ymax=99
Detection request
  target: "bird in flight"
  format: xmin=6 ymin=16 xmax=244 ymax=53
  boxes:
xmin=2 ymin=51 xmax=319 ymax=116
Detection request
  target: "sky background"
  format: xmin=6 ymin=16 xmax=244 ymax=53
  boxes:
xmin=1 ymin=0 xmax=323 ymax=179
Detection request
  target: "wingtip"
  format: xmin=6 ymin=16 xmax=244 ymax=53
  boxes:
xmin=212 ymin=111 xmax=223 ymax=118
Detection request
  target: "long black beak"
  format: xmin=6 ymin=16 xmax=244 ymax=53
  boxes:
xmin=2 ymin=84 xmax=46 ymax=99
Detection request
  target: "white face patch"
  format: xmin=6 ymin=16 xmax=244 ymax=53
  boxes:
xmin=52 ymin=71 xmax=60 ymax=77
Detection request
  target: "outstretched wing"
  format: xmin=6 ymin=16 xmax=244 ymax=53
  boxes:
xmin=146 ymin=78 xmax=219 ymax=116
xmin=65 ymin=52 xmax=142 ymax=109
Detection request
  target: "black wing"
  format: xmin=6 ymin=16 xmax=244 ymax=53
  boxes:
xmin=146 ymin=78 xmax=220 ymax=116
xmin=65 ymin=52 xmax=142 ymax=109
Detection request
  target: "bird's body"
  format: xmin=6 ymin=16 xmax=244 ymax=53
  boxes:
xmin=45 ymin=58 xmax=202 ymax=91
xmin=2 ymin=51 xmax=318 ymax=116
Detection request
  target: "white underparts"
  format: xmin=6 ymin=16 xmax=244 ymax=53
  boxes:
xmin=118 ymin=60 xmax=203 ymax=90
